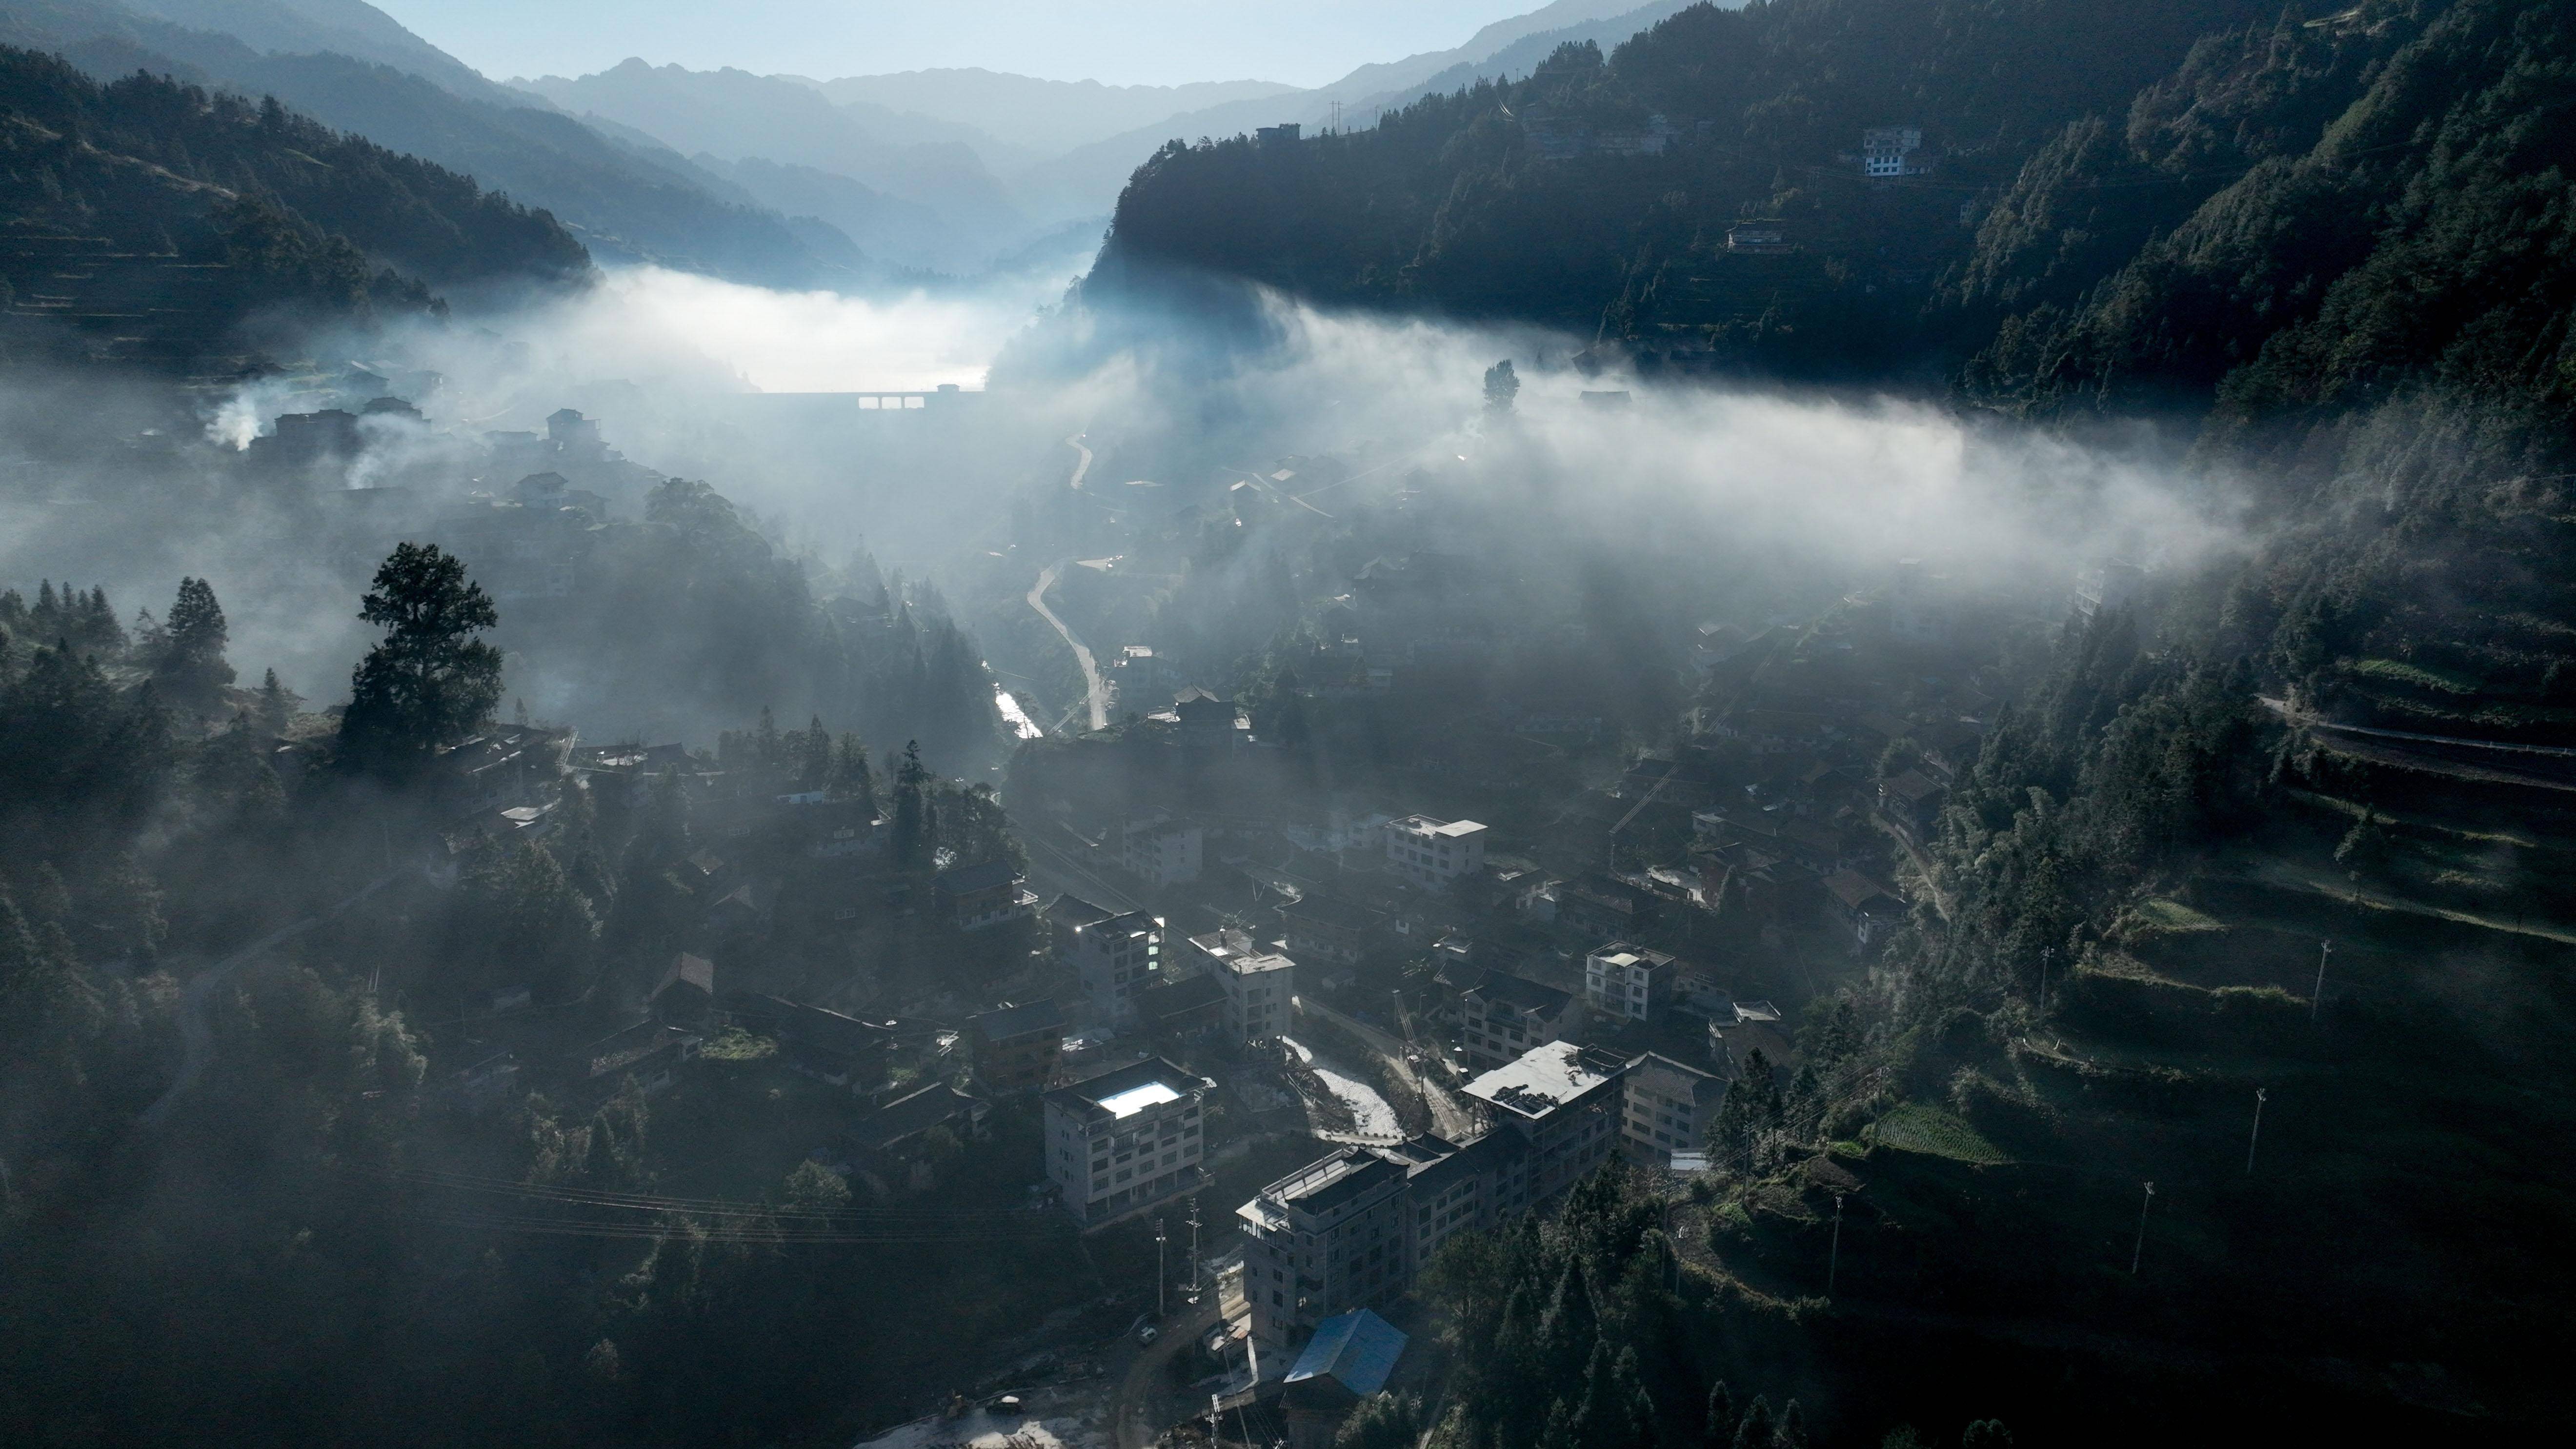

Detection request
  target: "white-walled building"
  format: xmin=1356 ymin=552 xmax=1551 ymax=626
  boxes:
xmin=1386 ymin=816 xmax=1488 ymax=891
xmin=1048 ymin=894 xmax=1165 ymax=1022
xmin=1620 ymin=1052 xmax=1724 ymax=1168
xmin=1045 ymin=1057 xmax=1212 ymax=1228
xmin=1224 ymin=950 xmax=1296 ymax=1044
xmin=1584 ymin=942 xmax=1678 ymax=1023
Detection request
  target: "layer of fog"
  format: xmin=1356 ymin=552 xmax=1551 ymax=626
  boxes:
xmin=0 ymin=263 xmax=2241 ymax=745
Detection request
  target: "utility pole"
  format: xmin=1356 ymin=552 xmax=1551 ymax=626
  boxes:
xmin=2311 ymin=939 xmax=2334 ymax=1021
xmin=2037 ymin=946 xmax=2053 ymax=1010
xmin=2246 ymin=1087 xmax=2268 ymax=1175
xmin=1210 ymin=1393 xmax=1223 ymax=1449
xmin=2130 ymin=1182 xmax=2156 ymax=1275
xmin=1187 ymin=1198 xmax=1203 ymax=1303
xmin=1827 ymin=1194 xmax=1847 ymax=1297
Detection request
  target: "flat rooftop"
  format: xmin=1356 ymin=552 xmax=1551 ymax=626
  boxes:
xmin=1392 ymin=815 xmax=1487 ymax=838
xmin=1097 ymin=1081 xmax=1181 ymax=1118
xmin=1465 ymin=1041 xmax=1621 ymax=1119
xmin=1047 ymin=1057 xmax=1203 ymax=1120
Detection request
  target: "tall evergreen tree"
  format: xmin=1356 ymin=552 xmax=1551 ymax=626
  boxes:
xmin=338 ymin=543 xmax=503 ymax=777
xmin=891 ymin=741 xmax=931 ymax=866
xmin=153 ymin=576 xmax=235 ymax=711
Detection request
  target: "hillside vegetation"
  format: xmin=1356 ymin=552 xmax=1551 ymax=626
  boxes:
xmin=0 ymin=45 xmax=587 ymax=364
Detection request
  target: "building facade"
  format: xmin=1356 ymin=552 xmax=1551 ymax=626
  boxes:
xmin=1044 ymin=1058 xmax=1211 ymax=1228
xmin=1584 ymin=942 xmax=1677 ymax=1023
xmin=1222 ymin=949 xmax=1296 ymax=1044
xmin=1621 ymin=1052 xmax=1723 ymax=1168
xmin=1048 ymin=894 xmax=1166 ymax=1022
xmin=1235 ymin=1042 xmax=1630 ymax=1353
xmin=1123 ymin=818 xmax=1205 ymax=886
xmin=1461 ymin=1041 xmax=1630 ymax=1205
xmin=1238 ymin=1148 xmax=1411 ymax=1347
xmin=1386 ymin=816 xmax=1488 ymax=890
xmin=1459 ymin=971 xmax=1577 ymax=1071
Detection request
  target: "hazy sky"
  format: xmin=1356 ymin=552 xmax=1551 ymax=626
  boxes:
xmin=373 ymin=1 xmax=1550 ymax=88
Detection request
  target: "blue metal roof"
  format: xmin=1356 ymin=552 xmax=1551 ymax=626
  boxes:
xmin=1283 ymin=1309 xmax=1407 ymax=1398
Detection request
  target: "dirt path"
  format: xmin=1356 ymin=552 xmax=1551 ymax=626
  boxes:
xmin=1110 ymin=1297 xmax=1221 ymax=1449
xmin=141 ymin=865 xmax=409 ymax=1127
xmin=1299 ymin=998 xmax=1481 ymax=1142
xmin=1029 ymin=560 xmax=1109 ymax=732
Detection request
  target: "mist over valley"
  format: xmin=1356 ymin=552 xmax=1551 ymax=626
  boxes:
xmin=2 ymin=3 xmax=2574 ymax=1447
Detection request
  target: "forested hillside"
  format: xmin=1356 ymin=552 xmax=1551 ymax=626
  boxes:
xmin=0 ymin=44 xmax=587 ymax=363
xmin=1089 ymin=0 xmax=2576 ymax=747
xmin=0 ymin=0 xmax=884 ymax=288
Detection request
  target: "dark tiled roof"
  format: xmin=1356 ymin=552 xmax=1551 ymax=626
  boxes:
xmin=969 ymin=997 xmax=1066 ymax=1043
xmin=656 ymin=953 xmax=714 ymax=997
xmin=1278 ymin=894 xmax=1384 ymax=932
xmin=937 ymin=859 xmax=1022 ymax=895
xmin=854 ymin=1083 xmax=983 ymax=1152
xmin=1137 ymin=972 xmax=1227 ymax=1023
xmin=1464 ymin=971 xmax=1572 ymax=1017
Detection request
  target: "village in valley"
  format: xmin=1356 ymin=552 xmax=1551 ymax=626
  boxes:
xmin=371 ymin=402 xmax=2111 ymax=1449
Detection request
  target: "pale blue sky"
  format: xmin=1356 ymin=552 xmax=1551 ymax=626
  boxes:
xmin=373 ymin=1 xmax=1549 ymax=88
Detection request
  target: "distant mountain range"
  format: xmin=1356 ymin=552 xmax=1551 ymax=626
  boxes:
xmin=0 ymin=0 xmax=1722 ymax=286
xmin=511 ymin=0 xmax=1713 ymax=264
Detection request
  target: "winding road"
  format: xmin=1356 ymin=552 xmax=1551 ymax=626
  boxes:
xmin=1029 ymin=434 xmax=1112 ymax=732
xmin=140 ymin=865 xmax=409 ymax=1127
xmin=1029 ymin=562 xmax=1110 ymax=732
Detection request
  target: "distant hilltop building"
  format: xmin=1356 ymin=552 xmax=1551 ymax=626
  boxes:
xmin=2074 ymin=561 xmax=2147 ymax=624
xmin=1862 ymin=126 xmax=1932 ymax=178
xmin=1257 ymin=122 xmax=1302 ymax=146
xmin=1725 ymin=221 xmax=1797 ymax=254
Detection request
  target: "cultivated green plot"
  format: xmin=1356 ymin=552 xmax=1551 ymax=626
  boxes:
xmin=1869 ymin=1104 xmax=2010 ymax=1165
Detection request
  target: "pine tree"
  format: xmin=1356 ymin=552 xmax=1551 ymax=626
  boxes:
xmin=1706 ymin=1384 xmax=1736 ymax=1449
xmin=1774 ymin=1400 xmax=1807 ymax=1449
xmin=338 ymin=543 xmax=503 ymax=777
xmin=831 ymin=734 xmax=877 ymax=815
xmin=1730 ymin=1397 xmax=1773 ymax=1449
xmin=154 ymin=576 xmax=235 ymax=711
xmin=253 ymin=668 xmax=302 ymax=736
xmin=891 ymin=741 xmax=931 ymax=866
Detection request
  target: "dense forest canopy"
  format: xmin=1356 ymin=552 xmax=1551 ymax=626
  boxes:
xmin=0 ymin=44 xmax=588 ymax=362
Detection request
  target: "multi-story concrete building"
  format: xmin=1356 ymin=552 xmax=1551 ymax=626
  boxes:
xmin=1044 ymin=1057 xmax=1211 ymax=1228
xmin=1620 ymin=1052 xmax=1724 ymax=1168
xmin=1277 ymin=894 xmax=1382 ymax=967
xmin=1047 ymin=894 xmax=1165 ymax=1022
xmin=1459 ymin=971 xmax=1578 ymax=1071
xmin=1386 ymin=815 xmax=1488 ymax=890
xmin=1122 ymin=817 xmax=1204 ymax=886
xmin=1226 ymin=952 xmax=1295 ymax=1044
xmin=1181 ymin=926 xmax=1296 ymax=1043
xmin=1584 ymin=942 xmax=1677 ymax=1023
xmin=1461 ymin=1041 xmax=1629 ymax=1204
xmin=1238 ymin=1147 xmax=1411 ymax=1347
xmin=1180 ymin=926 xmax=1251 ymax=981
xmin=1236 ymin=1042 xmax=1630 ymax=1353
